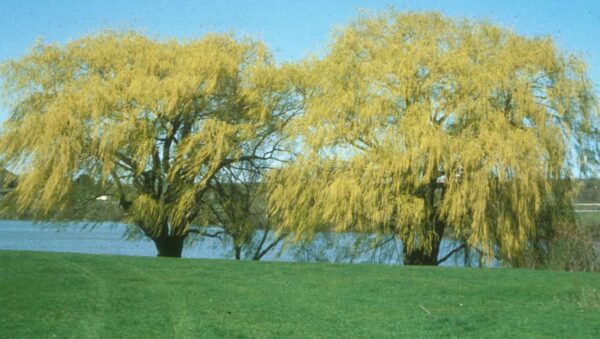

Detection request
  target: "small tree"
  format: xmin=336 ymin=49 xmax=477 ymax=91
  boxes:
xmin=199 ymin=161 xmax=288 ymax=260
xmin=0 ymin=32 xmax=296 ymax=257
xmin=268 ymin=11 xmax=600 ymax=265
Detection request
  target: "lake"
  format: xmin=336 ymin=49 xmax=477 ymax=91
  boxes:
xmin=0 ymin=220 xmax=492 ymax=267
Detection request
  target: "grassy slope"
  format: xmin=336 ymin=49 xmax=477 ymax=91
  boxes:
xmin=1 ymin=251 xmax=599 ymax=338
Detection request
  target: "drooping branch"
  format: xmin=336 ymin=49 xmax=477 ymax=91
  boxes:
xmin=0 ymin=31 xmax=301 ymax=259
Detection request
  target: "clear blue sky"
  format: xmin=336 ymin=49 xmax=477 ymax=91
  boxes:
xmin=1 ymin=0 xmax=599 ymax=121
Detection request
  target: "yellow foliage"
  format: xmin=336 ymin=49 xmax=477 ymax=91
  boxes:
xmin=267 ymin=11 xmax=600 ymax=261
xmin=0 ymin=31 xmax=296 ymax=240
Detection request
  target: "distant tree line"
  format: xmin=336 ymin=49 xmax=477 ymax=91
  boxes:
xmin=574 ymin=179 xmax=600 ymax=203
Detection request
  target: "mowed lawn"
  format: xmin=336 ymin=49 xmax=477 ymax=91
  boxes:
xmin=1 ymin=251 xmax=599 ymax=338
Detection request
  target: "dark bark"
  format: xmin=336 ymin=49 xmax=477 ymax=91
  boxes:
xmin=437 ymin=244 xmax=467 ymax=265
xmin=403 ymin=179 xmax=447 ymax=266
xmin=154 ymin=233 xmax=185 ymax=258
xmin=252 ymin=232 xmax=287 ymax=261
xmin=402 ymin=218 xmax=447 ymax=265
xmin=403 ymin=240 xmax=441 ymax=265
xmin=234 ymin=245 xmax=242 ymax=260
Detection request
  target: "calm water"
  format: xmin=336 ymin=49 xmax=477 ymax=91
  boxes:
xmin=0 ymin=220 xmax=488 ymax=266
xmin=0 ymin=220 xmax=238 ymax=259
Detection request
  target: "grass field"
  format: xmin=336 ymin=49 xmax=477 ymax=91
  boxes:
xmin=577 ymin=211 xmax=600 ymax=228
xmin=1 ymin=251 xmax=599 ymax=338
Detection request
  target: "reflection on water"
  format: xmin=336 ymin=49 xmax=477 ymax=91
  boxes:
xmin=0 ymin=220 xmax=497 ymax=267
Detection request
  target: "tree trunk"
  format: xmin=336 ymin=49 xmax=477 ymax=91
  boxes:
xmin=402 ymin=219 xmax=446 ymax=266
xmin=154 ymin=234 xmax=185 ymax=258
xmin=402 ymin=179 xmax=447 ymax=266
xmin=402 ymin=237 xmax=443 ymax=265
xmin=234 ymin=245 xmax=242 ymax=260
xmin=252 ymin=232 xmax=287 ymax=261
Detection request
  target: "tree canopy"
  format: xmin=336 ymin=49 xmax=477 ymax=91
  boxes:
xmin=267 ymin=12 xmax=600 ymax=265
xmin=1 ymin=11 xmax=598 ymax=265
xmin=0 ymin=32 xmax=297 ymax=257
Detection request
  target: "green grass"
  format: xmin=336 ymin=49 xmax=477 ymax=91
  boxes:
xmin=1 ymin=251 xmax=599 ymax=338
xmin=577 ymin=211 xmax=600 ymax=228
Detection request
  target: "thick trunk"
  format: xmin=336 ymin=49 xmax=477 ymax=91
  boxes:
xmin=402 ymin=179 xmax=447 ymax=266
xmin=154 ymin=234 xmax=185 ymax=258
xmin=403 ymin=219 xmax=446 ymax=266
xmin=403 ymin=237 xmax=443 ymax=265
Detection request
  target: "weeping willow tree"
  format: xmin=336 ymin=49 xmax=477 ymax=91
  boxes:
xmin=0 ymin=32 xmax=297 ymax=257
xmin=268 ymin=11 xmax=600 ymax=265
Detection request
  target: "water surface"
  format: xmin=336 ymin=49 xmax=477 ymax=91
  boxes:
xmin=0 ymin=220 xmax=487 ymax=266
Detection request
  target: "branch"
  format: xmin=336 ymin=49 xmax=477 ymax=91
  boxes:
xmin=253 ymin=227 xmax=270 ymax=260
xmin=62 ymin=190 xmax=113 ymax=216
xmin=76 ymin=191 xmax=112 ymax=208
xmin=189 ymin=227 xmax=224 ymax=241
xmin=111 ymin=170 xmax=131 ymax=211
xmin=205 ymin=201 xmax=227 ymax=229
xmin=161 ymin=119 xmax=179 ymax=180
xmin=254 ymin=232 xmax=288 ymax=261
xmin=371 ymin=235 xmax=396 ymax=250
xmin=436 ymin=244 xmax=466 ymax=265
xmin=116 ymin=152 xmax=138 ymax=171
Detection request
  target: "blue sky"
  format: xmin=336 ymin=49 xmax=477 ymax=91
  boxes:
xmin=1 ymin=0 xmax=599 ymax=120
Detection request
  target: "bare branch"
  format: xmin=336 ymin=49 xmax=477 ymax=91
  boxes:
xmin=189 ymin=228 xmax=225 ymax=241
xmin=436 ymin=244 xmax=466 ymax=265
